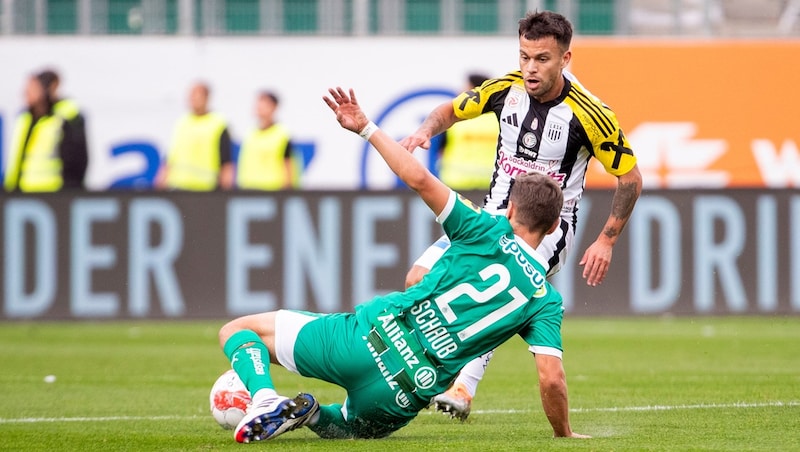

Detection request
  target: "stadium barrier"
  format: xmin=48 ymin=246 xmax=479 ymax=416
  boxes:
xmin=2 ymin=189 xmax=798 ymax=320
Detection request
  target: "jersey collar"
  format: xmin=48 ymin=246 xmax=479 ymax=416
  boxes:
xmin=513 ymin=234 xmax=550 ymax=271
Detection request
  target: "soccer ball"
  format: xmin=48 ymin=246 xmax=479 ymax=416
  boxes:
xmin=209 ymin=369 xmax=251 ymax=429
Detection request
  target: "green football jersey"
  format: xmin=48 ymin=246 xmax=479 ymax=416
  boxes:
xmin=355 ymin=190 xmax=564 ymax=386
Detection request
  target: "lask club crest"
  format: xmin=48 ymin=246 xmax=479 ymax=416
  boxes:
xmin=545 ymin=122 xmax=565 ymax=143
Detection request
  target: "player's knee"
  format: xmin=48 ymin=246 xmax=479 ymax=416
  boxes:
xmin=218 ymin=320 xmax=240 ymax=348
xmin=218 ymin=317 xmax=252 ymax=348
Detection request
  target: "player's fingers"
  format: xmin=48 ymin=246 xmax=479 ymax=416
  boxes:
xmin=578 ymin=250 xmax=589 ymax=268
xmin=587 ymin=259 xmax=609 ymax=286
xmin=322 ymin=95 xmax=336 ymax=112
xmin=328 ymin=87 xmax=341 ymax=105
xmin=327 ymin=87 xmax=340 ymax=102
xmin=398 ymin=138 xmax=417 ymax=152
xmin=336 ymin=87 xmax=349 ymax=103
xmin=582 ymin=256 xmax=601 ymax=285
xmin=581 ymin=256 xmax=592 ymax=279
xmin=349 ymin=88 xmax=359 ymax=105
xmin=586 ymin=265 xmax=600 ymax=286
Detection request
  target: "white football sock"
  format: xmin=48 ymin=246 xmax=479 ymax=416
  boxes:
xmin=452 ymin=350 xmax=494 ymax=397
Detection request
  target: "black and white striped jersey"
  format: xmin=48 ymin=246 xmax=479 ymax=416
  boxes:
xmin=452 ymin=70 xmax=637 ymax=227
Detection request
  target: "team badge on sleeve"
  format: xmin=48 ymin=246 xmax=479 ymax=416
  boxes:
xmin=457 ymin=194 xmax=482 ymax=213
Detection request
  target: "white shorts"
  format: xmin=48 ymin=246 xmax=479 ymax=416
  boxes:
xmin=273 ymin=309 xmax=318 ymax=374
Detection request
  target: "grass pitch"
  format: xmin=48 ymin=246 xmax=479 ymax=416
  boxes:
xmin=1 ymin=317 xmax=798 ymax=451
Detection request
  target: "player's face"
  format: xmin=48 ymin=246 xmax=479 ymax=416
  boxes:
xmin=518 ymin=36 xmax=571 ymax=102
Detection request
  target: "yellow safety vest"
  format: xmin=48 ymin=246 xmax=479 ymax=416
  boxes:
xmin=4 ymin=112 xmax=64 ymax=192
xmin=54 ymin=98 xmax=81 ymax=122
xmin=236 ymin=123 xmax=295 ymax=190
xmin=165 ymin=113 xmax=227 ymax=191
xmin=439 ymin=113 xmax=499 ymax=190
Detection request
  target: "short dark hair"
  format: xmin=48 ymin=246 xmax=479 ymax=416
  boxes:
xmin=258 ymin=90 xmax=279 ymax=106
xmin=37 ymin=69 xmax=60 ymax=91
xmin=518 ymin=11 xmax=573 ymax=53
xmin=467 ymin=73 xmax=489 ymax=89
xmin=30 ymin=72 xmax=56 ymax=109
xmin=509 ymin=172 xmax=563 ymax=234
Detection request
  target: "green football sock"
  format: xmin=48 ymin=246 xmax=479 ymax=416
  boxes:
xmin=223 ymin=329 xmax=274 ymax=395
xmin=307 ymin=404 xmax=353 ymax=439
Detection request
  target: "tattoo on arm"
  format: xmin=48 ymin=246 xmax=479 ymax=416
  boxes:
xmin=419 ymin=103 xmax=457 ymax=138
xmin=427 ymin=117 xmax=447 ymax=137
xmin=612 ymin=181 xmax=640 ymax=220
xmin=603 ymin=225 xmax=619 ymax=239
xmin=605 ymin=181 xmax=640 ymax=239
xmin=424 ymin=109 xmax=450 ymax=137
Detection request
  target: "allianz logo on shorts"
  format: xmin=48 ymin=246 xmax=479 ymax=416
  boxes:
xmin=364 ymin=313 xmax=438 ymax=408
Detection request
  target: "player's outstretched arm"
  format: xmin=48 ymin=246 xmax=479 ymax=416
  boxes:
xmin=534 ymin=354 xmax=591 ymax=439
xmin=397 ymin=101 xmax=459 ymax=153
xmin=323 ymin=87 xmax=450 ymax=215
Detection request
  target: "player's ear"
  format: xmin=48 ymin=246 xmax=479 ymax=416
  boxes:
xmin=561 ymin=49 xmax=572 ymax=68
xmin=546 ymin=217 xmax=560 ymax=235
xmin=505 ymin=202 xmax=515 ymax=220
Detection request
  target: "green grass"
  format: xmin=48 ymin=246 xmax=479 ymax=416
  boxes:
xmin=1 ymin=317 xmax=798 ymax=451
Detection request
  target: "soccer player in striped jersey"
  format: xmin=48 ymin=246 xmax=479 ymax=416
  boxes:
xmin=399 ymin=10 xmax=643 ymax=420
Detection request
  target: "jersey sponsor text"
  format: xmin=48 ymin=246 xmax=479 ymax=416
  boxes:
xmin=377 ymin=313 xmax=420 ymax=370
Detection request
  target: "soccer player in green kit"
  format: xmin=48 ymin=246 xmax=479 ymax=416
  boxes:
xmin=217 ymin=87 xmax=589 ymax=443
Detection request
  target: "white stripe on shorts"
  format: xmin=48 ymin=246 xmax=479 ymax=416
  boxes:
xmin=274 ymin=309 xmax=318 ymax=374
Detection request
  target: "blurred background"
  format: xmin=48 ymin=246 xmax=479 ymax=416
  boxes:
xmin=2 ymin=0 xmax=798 ymax=37
xmin=1 ymin=1 xmax=798 ymax=320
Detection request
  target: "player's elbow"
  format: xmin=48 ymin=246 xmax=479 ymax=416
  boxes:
xmin=619 ymin=164 xmax=643 ymax=190
xmin=405 ymin=265 xmax=429 ymax=289
xmin=537 ymin=358 xmax=567 ymax=392
xmin=404 ymin=169 xmax=436 ymax=193
xmin=539 ymin=374 xmax=566 ymax=395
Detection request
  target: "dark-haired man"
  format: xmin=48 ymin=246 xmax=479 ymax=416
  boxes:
xmin=400 ymin=10 xmax=642 ymax=420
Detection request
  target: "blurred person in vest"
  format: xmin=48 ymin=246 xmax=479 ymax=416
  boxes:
xmin=4 ymin=71 xmax=88 ymax=192
xmin=156 ymin=81 xmax=234 ymax=191
xmin=236 ymin=90 xmax=298 ymax=190
xmin=38 ymin=69 xmax=89 ymax=186
xmin=436 ymin=73 xmax=499 ymax=191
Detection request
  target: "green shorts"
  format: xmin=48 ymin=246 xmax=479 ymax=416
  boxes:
xmin=274 ymin=309 xmax=424 ymax=438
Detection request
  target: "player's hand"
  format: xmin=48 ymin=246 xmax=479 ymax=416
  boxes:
xmin=578 ymin=240 xmax=613 ymax=286
xmin=323 ymin=87 xmax=369 ymax=134
xmin=398 ymin=133 xmax=431 ymax=154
